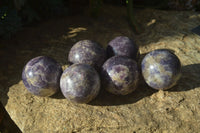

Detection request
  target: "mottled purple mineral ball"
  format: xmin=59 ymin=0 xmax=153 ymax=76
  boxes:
xmin=102 ymin=56 xmax=139 ymax=95
xmin=141 ymin=49 xmax=181 ymax=90
xmin=107 ymin=36 xmax=139 ymax=60
xmin=60 ymin=63 xmax=100 ymax=103
xmin=68 ymin=40 xmax=106 ymax=70
xmin=22 ymin=56 xmax=63 ymax=96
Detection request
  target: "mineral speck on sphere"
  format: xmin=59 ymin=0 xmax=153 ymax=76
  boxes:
xmin=68 ymin=40 xmax=106 ymax=70
xmin=141 ymin=49 xmax=181 ymax=90
xmin=60 ymin=63 xmax=100 ymax=103
xmin=102 ymin=56 xmax=139 ymax=95
xmin=22 ymin=56 xmax=63 ymax=97
xmin=107 ymin=36 xmax=139 ymax=60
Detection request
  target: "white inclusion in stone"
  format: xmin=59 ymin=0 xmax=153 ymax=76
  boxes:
xmin=148 ymin=64 xmax=163 ymax=85
xmin=67 ymin=77 xmax=79 ymax=96
xmin=154 ymin=73 xmax=162 ymax=83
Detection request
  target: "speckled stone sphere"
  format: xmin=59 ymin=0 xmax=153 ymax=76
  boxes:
xmin=107 ymin=36 xmax=139 ymax=60
xmin=60 ymin=63 xmax=100 ymax=103
xmin=141 ymin=49 xmax=181 ymax=90
xmin=102 ymin=56 xmax=139 ymax=95
xmin=68 ymin=40 xmax=106 ymax=70
xmin=22 ymin=56 xmax=63 ymax=96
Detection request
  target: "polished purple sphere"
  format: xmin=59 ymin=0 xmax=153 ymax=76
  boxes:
xmin=68 ymin=40 xmax=106 ymax=70
xmin=22 ymin=56 xmax=63 ymax=96
xmin=102 ymin=56 xmax=139 ymax=95
xmin=141 ymin=49 xmax=181 ymax=90
xmin=60 ymin=63 xmax=100 ymax=103
xmin=107 ymin=36 xmax=139 ymax=60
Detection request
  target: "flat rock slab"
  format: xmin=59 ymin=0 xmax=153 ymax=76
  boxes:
xmin=0 ymin=6 xmax=200 ymax=132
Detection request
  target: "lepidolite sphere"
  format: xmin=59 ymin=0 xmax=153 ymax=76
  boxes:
xmin=141 ymin=49 xmax=181 ymax=90
xmin=68 ymin=40 xmax=106 ymax=70
xmin=22 ymin=56 xmax=63 ymax=96
xmin=107 ymin=36 xmax=139 ymax=60
xmin=60 ymin=63 xmax=100 ymax=103
xmin=102 ymin=56 xmax=139 ymax=95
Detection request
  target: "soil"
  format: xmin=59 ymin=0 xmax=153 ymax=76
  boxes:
xmin=0 ymin=5 xmax=200 ymax=133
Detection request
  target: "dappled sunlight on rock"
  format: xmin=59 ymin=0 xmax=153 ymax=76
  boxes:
xmin=146 ymin=19 xmax=156 ymax=27
xmin=62 ymin=27 xmax=87 ymax=40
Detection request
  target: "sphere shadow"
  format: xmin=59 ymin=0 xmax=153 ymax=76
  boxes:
xmin=50 ymin=89 xmax=65 ymax=99
xmin=89 ymin=75 xmax=157 ymax=106
xmin=90 ymin=59 xmax=200 ymax=106
xmin=168 ymin=63 xmax=200 ymax=92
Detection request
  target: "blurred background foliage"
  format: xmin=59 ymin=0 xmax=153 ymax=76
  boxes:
xmin=0 ymin=6 xmax=21 ymax=38
xmin=0 ymin=0 xmax=199 ymax=38
xmin=0 ymin=0 xmax=68 ymax=38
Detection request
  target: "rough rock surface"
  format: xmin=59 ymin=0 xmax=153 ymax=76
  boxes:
xmin=0 ymin=6 xmax=200 ymax=133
